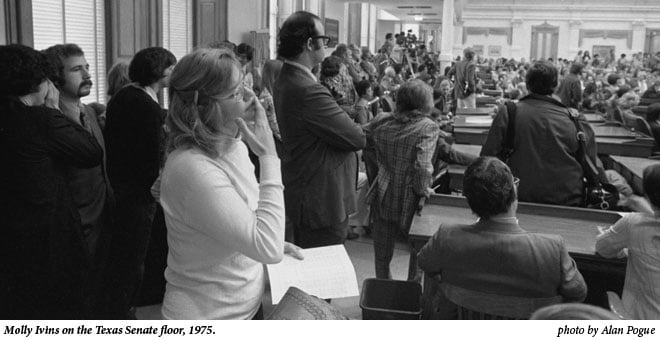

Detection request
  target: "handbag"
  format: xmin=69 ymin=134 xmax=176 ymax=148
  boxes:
xmin=566 ymin=108 xmax=619 ymax=210
xmin=496 ymin=101 xmax=517 ymax=163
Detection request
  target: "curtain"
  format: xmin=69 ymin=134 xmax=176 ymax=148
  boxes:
xmin=463 ymin=27 xmax=513 ymax=45
xmin=579 ymin=30 xmax=633 ymax=49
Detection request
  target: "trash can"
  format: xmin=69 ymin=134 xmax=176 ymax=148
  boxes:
xmin=360 ymin=278 xmax=422 ymax=320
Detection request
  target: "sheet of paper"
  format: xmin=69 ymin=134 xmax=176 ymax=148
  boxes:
xmin=266 ymin=245 xmax=359 ymax=304
xmin=465 ymin=116 xmax=493 ymax=124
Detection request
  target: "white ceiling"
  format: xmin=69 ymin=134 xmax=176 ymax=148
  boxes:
xmin=353 ymin=0 xmax=444 ymax=22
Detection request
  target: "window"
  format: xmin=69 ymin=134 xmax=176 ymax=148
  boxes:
xmin=32 ymin=0 xmax=106 ymax=104
xmin=162 ymin=0 xmax=193 ymax=108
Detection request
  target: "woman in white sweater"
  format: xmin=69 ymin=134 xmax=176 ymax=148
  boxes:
xmin=159 ymin=48 xmax=302 ymax=320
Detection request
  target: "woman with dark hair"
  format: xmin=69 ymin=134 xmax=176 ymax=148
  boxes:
xmin=0 ymin=44 xmax=103 ymax=319
xmin=320 ymin=55 xmax=357 ymax=108
xmin=101 ymin=46 xmax=176 ymax=319
xmin=236 ymin=43 xmax=256 ymax=91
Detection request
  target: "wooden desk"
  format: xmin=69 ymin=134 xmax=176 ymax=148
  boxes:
xmin=596 ymin=138 xmax=655 ymax=158
xmin=456 ymin=107 xmax=494 ymax=116
xmin=409 ymin=194 xmax=626 ymax=314
xmin=608 ymin=155 xmax=660 ymax=194
xmin=453 ymin=116 xmax=492 ymax=129
xmin=591 ymin=125 xmax=640 ymax=139
xmin=447 ymin=145 xmax=481 ymax=190
xmin=453 ymin=129 xmax=655 ymax=157
xmin=584 ymin=113 xmax=605 ymax=123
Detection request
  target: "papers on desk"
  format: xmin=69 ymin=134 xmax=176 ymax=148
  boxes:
xmin=266 ymin=245 xmax=359 ymax=304
xmin=464 ymin=116 xmax=493 ymax=125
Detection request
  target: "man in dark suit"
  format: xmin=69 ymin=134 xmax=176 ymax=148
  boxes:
xmin=556 ymin=62 xmax=584 ymax=109
xmin=0 ymin=45 xmax=103 ymax=319
xmin=273 ymin=11 xmax=366 ymax=248
xmin=44 ymin=44 xmax=112 ymax=261
xmin=448 ymin=48 xmax=477 ymax=109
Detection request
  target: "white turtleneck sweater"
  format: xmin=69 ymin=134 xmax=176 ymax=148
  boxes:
xmin=160 ymin=136 xmax=284 ymax=320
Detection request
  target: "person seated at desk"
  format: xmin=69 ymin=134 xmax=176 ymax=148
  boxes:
xmin=641 ymin=80 xmax=660 ymax=100
xmin=646 ymin=103 xmax=660 ymax=145
xmin=596 ymin=163 xmax=660 ymax=320
xmin=418 ymin=157 xmax=588 ymax=318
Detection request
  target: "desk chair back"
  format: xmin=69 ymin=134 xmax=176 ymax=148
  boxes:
xmin=441 ymin=283 xmax=563 ymax=320
xmin=634 ymin=116 xmax=653 ymax=137
xmin=381 ymin=96 xmax=395 ymax=113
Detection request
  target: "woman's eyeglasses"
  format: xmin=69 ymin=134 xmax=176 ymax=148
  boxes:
xmin=220 ymin=85 xmax=245 ymax=103
xmin=513 ymin=177 xmax=520 ymax=187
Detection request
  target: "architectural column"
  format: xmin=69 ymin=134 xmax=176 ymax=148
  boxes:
xmin=277 ymin=0 xmax=294 ymax=27
xmin=451 ymin=19 xmax=463 ymax=57
xmin=510 ymin=18 xmax=523 ymax=60
xmin=439 ymin=0 xmax=455 ymax=71
xmin=632 ymin=20 xmax=646 ymax=53
xmin=568 ymin=19 xmax=582 ymax=57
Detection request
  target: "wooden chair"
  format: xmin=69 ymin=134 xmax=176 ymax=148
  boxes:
xmin=633 ymin=105 xmax=648 ymax=116
xmin=606 ymin=291 xmax=629 ymax=319
xmin=439 ymin=283 xmax=563 ymax=320
xmin=380 ymin=95 xmax=395 ymax=113
xmin=482 ymin=89 xmax=502 ymax=98
xmin=633 ymin=116 xmax=653 ymax=137
xmin=476 ymin=96 xmax=497 ymax=107
xmin=639 ymin=97 xmax=660 ymax=107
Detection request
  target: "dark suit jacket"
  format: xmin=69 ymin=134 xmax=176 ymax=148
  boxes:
xmin=448 ymin=60 xmax=476 ymax=99
xmin=0 ymin=98 xmax=103 ymax=319
xmin=104 ymin=85 xmax=165 ymax=202
xmin=273 ymin=62 xmax=366 ymax=229
xmin=481 ymin=94 xmax=599 ymax=207
xmin=418 ymin=219 xmax=587 ymax=302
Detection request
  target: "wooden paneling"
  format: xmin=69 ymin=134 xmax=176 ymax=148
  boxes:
xmin=4 ymin=0 xmax=33 ymax=46
xmin=194 ymin=0 xmax=227 ymax=48
xmin=107 ymin=0 xmax=161 ymax=68
xmin=347 ymin=3 xmax=360 ymax=46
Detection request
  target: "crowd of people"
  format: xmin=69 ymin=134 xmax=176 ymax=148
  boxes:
xmin=0 ymin=9 xmax=658 ymax=320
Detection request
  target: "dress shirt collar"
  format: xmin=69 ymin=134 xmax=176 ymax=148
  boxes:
xmin=59 ymin=99 xmax=84 ymax=125
xmin=475 ymin=216 xmax=524 ymax=233
xmin=284 ymin=60 xmax=317 ymax=82
xmin=132 ymin=83 xmax=159 ymax=103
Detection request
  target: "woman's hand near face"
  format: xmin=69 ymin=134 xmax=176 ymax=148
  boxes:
xmin=44 ymin=79 xmax=60 ymax=109
xmin=235 ymin=95 xmax=277 ymax=157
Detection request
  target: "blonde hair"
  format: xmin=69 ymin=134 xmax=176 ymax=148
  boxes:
xmin=167 ymin=48 xmax=241 ymax=158
xmin=107 ymin=61 xmax=130 ymax=97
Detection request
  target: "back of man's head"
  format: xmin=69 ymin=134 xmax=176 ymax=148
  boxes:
xmin=607 ymin=73 xmax=620 ymax=86
xmin=643 ymin=164 xmax=660 ymax=209
xmin=463 ymin=47 xmax=475 ymax=61
xmin=277 ymin=11 xmax=321 ymax=60
xmin=43 ymin=44 xmax=84 ymax=88
xmin=525 ymin=60 xmax=557 ymax=95
xmin=463 ymin=157 xmax=516 ymax=219
xmin=570 ymin=63 xmax=584 ymax=75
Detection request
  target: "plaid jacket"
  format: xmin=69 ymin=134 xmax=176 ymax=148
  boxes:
xmin=366 ymin=112 xmax=439 ymax=231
